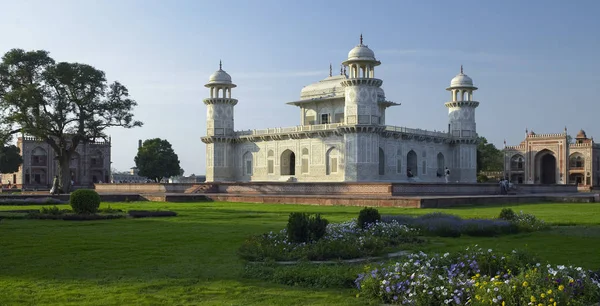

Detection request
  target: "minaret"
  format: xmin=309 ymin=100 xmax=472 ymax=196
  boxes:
xmin=340 ymin=35 xmax=384 ymax=181
xmin=445 ymin=66 xmax=480 ymax=182
xmin=201 ymin=61 xmax=238 ymax=182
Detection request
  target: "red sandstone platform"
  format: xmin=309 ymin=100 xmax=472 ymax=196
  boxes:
xmin=151 ymin=192 xmax=596 ymax=208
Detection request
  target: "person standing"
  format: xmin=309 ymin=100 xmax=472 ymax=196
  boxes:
xmin=444 ymin=167 xmax=450 ymax=183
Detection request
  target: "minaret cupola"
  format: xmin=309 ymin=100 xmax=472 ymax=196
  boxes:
xmin=342 ymin=34 xmax=381 ymax=79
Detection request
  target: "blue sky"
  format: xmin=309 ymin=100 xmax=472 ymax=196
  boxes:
xmin=1 ymin=0 xmax=599 ymax=174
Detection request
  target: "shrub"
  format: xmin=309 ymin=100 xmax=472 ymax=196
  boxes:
xmin=286 ymin=213 xmax=329 ymax=243
xmin=308 ymin=214 xmax=328 ymax=242
xmin=357 ymin=207 xmax=380 ymax=229
xmin=477 ymin=173 xmax=489 ymax=183
xmin=243 ymin=262 xmax=361 ymax=289
xmin=70 ymin=189 xmax=101 ymax=214
xmin=511 ymin=210 xmax=549 ymax=232
xmin=499 ymin=208 xmax=516 ymax=221
xmin=40 ymin=205 xmax=67 ymax=215
xmin=287 ymin=212 xmax=311 ymax=243
xmin=98 ymin=205 xmax=123 ymax=213
xmin=128 ymin=210 xmax=177 ymax=218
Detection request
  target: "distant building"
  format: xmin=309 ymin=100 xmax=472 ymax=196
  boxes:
xmin=111 ymin=167 xmax=150 ymax=183
xmin=169 ymin=174 xmax=206 ymax=183
xmin=2 ymin=136 xmax=111 ymax=189
xmin=503 ymin=129 xmax=600 ymax=186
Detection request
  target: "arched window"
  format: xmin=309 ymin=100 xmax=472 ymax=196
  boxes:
xmin=305 ymin=109 xmax=317 ymax=125
xmin=406 ymin=150 xmax=418 ymax=177
xmin=569 ymin=153 xmax=584 ymax=169
xmin=437 ymin=153 xmax=445 ymax=176
xmin=326 ymin=147 xmax=339 ymax=175
xmin=301 ymin=148 xmax=309 ymax=174
xmin=243 ymin=152 xmax=253 ymax=176
xmin=378 ymin=148 xmax=385 ymax=175
xmin=31 ymin=147 xmax=48 ymax=166
xmin=333 ymin=106 xmax=344 ymax=123
xmin=267 ymin=150 xmax=274 ymax=174
xmin=90 ymin=150 xmax=104 ymax=168
xmin=511 ymin=154 xmax=525 ymax=170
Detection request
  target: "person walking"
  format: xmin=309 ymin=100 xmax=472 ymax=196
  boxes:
xmin=50 ymin=176 xmax=59 ymax=195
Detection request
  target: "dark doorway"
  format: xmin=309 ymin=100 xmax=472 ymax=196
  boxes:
xmin=289 ymin=153 xmax=295 ymax=175
xmin=281 ymin=149 xmax=296 ymax=176
xmin=540 ymin=154 xmax=556 ymax=184
xmin=406 ymin=150 xmax=418 ymax=176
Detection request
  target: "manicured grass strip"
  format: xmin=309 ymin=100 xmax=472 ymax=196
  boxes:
xmin=0 ymin=201 xmax=599 ymax=305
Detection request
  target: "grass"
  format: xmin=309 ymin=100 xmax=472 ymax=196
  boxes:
xmin=0 ymin=201 xmax=599 ymax=305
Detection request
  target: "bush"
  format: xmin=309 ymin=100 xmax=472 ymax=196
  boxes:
xmin=70 ymin=189 xmax=101 ymax=214
xmin=308 ymin=214 xmax=328 ymax=242
xmin=40 ymin=205 xmax=70 ymax=215
xmin=243 ymin=262 xmax=361 ymax=289
xmin=357 ymin=207 xmax=380 ymax=229
xmin=499 ymin=208 xmax=516 ymax=220
xmin=477 ymin=173 xmax=489 ymax=183
xmin=287 ymin=212 xmax=311 ymax=243
xmin=98 ymin=205 xmax=124 ymax=213
xmin=128 ymin=210 xmax=177 ymax=218
xmin=286 ymin=213 xmax=329 ymax=243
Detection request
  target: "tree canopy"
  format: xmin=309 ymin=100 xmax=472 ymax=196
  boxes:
xmin=0 ymin=49 xmax=142 ymax=191
xmin=134 ymin=138 xmax=182 ymax=182
xmin=0 ymin=144 xmax=23 ymax=174
xmin=477 ymin=136 xmax=504 ymax=172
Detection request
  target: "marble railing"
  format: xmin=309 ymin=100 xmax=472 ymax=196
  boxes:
xmin=235 ymin=124 xmax=450 ymax=138
xmin=235 ymin=123 xmax=343 ymax=136
xmin=384 ymin=126 xmax=449 ymax=138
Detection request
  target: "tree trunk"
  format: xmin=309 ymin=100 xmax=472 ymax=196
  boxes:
xmin=57 ymin=154 xmax=71 ymax=193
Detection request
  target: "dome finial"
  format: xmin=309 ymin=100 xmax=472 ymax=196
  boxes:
xmin=360 ymin=33 xmax=363 ymax=45
xmin=329 ymin=63 xmax=332 ymax=77
xmin=219 ymin=60 xmax=222 ymax=70
xmin=460 ymin=64 xmax=463 ymax=74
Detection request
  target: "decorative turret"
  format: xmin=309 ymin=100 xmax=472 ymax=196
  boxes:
xmin=341 ymin=35 xmax=384 ymax=125
xmin=203 ymin=61 xmax=238 ymax=137
xmin=444 ymin=66 xmax=480 ymax=183
xmin=445 ymin=66 xmax=480 ymax=139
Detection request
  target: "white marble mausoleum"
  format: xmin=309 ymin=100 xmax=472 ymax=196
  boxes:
xmin=201 ymin=36 xmax=479 ymax=183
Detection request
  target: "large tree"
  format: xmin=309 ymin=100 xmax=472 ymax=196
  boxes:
xmin=477 ymin=136 xmax=504 ymax=172
xmin=134 ymin=138 xmax=182 ymax=182
xmin=0 ymin=49 xmax=142 ymax=192
xmin=0 ymin=144 xmax=23 ymax=175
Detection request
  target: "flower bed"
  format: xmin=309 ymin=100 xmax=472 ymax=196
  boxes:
xmin=355 ymin=246 xmax=600 ymax=305
xmin=381 ymin=211 xmax=549 ymax=238
xmin=238 ymin=219 xmax=422 ymax=262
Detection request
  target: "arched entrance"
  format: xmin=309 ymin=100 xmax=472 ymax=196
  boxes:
xmin=406 ymin=150 xmax=418 ymax=177
xmin=280 ymin=149 xmax=296 ymax=176
xmin=536 ymin=150 xmax=557 ymax=184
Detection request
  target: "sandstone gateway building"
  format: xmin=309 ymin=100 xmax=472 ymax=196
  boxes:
xmin=201 ymin=37 xmax=479 ymax=183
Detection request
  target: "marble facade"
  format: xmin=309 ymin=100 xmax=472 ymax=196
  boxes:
xmin=201 ymin=37 xmax=479 ymax=183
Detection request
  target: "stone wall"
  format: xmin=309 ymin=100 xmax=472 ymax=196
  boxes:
xmin=94 ymin=181 xmax=578 ymax=196
xmin=94 ymin=183 xmax=198 ymax=194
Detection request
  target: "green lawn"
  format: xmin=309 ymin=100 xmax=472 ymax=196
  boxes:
xmin=1 ymin=202 xmax=599 ymax=305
